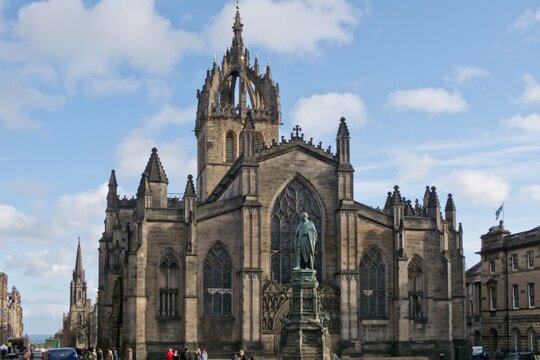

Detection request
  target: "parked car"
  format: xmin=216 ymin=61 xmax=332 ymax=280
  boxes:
xmin=32 ymin=348 xmax=44 ymax=359
xmin=503 ymin=353 xmax=537 ymax=360
xmin=472 ymin=346 xmax=489 ymax=360
xmin=47 ymin=348 xmax=79 ymax=360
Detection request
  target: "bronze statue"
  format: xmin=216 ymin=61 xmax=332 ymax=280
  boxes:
xmin=294 ymin=212 xmax=318 ymax=270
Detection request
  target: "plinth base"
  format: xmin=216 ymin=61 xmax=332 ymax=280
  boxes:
xmin=277 ymin=268 xmax=330 ymax=360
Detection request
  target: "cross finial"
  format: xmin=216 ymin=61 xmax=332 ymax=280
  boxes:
xmin=293 ymin=125 xmax=302 ymax=138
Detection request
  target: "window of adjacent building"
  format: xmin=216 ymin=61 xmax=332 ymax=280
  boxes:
xmin=359 ymin=247 xmax=386 ymax=318
xmin=203 ymin=242 xmax=232 ymax=316
xmin=408 ymin=256 xmax=426 ymax=319
xmin=513 ymin=284 xmax=519 ymax=309
xmin=511 ymin=254 xmax=518 ymax=271
xmin=529 ymin=330 xmax=538 ymax=353
xmin=528 ymin=283 xmax=535 ymax=308
xmin=158 ymin=248 xmax=179 ymax=317
xmin=490 ymin=328 xmax=498 ymax=352
xmin=489 ymin=286 xmax=497 ymax=310
xmin=513 ymin=328 xmax=521 ymax=352
xmin=489 ymin=260 xmax=495 ymax=273
xmin=527 ymin=251 xmax=534 ymax=269
xmin=270 ymin=178 xmax=322 ymax=284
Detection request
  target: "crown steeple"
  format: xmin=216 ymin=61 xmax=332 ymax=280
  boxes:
xmin=195 ymin=4 xmax=281 ymax=201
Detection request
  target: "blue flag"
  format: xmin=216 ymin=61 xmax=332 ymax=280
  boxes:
xmin=495 ymin=203 xmax=504 ymax=221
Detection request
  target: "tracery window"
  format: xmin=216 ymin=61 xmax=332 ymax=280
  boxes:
xmin=225 ymin=131 xmax=235 ymax=162
xmin=203 ymin=243 xmax=232 ymax=316
xmin=270 ymin=179 xmax=322 ymax=284
xmin=359 ymin=247 xmax=386 ymax=317
xmin=408 ymin=256 xmax=426 ymax=319
xmin=158 ymin=248 xmax=179 ymax=317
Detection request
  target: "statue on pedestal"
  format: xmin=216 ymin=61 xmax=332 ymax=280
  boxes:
xmin=295 ymin=212 xmax=317 ymax=270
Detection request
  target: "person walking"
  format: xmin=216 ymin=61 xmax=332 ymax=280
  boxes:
xmin=238 ymin=350 xmax=248 ymax=360
xmin=166 ymin=348 xmax=174 ymax=360
xmin=200 ymin=348 xmax=208 ymax=360
xmin=23 ymin=347 xmax=31 ymax=360
xmin=106 ymin=348 xmax=113 ymax=360
xmin=96 ymin=348 xmax=103 ymax=360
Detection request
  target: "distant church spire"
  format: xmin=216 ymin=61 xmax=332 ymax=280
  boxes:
xmin=74 ymin=237 xmax=84 ymax=279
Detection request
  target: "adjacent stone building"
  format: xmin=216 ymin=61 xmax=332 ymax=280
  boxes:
xmin=97 ymin=8 xmax=469 ymax=360
xmin=63 ymin=240 xmax=93 ymax=348
xmin=465 ymin=262 xmax=482 ymax=346
xmin=0 ymin=273 xmax=24 ymax=343
xmin=477 ymin=222 xmax=540 ymax=354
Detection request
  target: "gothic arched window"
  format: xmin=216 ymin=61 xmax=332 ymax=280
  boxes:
xmin=270 ymin=178 xmax=323 ymax=284
xmin=225 ymin=131 xmax=235 ymax=162
xmin=359 ymin=247 xmax=386 ymax=318
xmin=203 ymin=243 xmax=232 ymax=316
xmin=158 ymin=248 xmax=179 ymax=317
xmin=408 ymin=256 xmax=426 ymax=319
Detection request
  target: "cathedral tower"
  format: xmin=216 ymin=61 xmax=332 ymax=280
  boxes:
xmin=71 ymin=238 xmax=87 ymax=308
xmin=195 ymin=5 xmax=281 ymax=200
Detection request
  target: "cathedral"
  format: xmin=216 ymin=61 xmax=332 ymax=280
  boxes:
xmin=97 ymin=8 xmax=468 ymax=360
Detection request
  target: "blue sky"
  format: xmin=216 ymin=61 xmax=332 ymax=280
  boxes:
xmin=1 ymin=0 xmax=540 ymax=335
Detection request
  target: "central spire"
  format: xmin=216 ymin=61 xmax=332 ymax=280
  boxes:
xmin=232 ymin=1 xmax=244 ymax=50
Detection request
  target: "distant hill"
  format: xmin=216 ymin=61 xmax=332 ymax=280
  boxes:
xmin=29 ymin=335 xmax=51 ymax=344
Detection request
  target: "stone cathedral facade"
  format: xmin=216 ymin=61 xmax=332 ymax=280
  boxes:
xmin=97 ymin=8 xmax=468 ymax=360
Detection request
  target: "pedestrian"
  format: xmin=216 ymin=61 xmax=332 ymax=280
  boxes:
xmin=23 ymin=347 xmax=31 ymax=360
xmin=113 ymin=348 xmax=118 ymax=360
xmin=238 ymin=349 xmax=248 ymax=360
xmin=200 ymin=348 xmax=208 ymax=360
xmin=125 ymin=348 xmax=132 ymax=360
xmin=231 ymin=353 xmax=240 ymax=360
xmin=172 ymin=349 xmax=179 ymax=360
xmin=195 ymin=348 xmax=201 ymax=360
xmin=331 ymin=352 xmax=339 ymax=360
xmin=106 ymin=348 xmax=113 ymax=360
xmin=97 ymin=348 xmax=103 ymax=360
xmin=166 ymin=348 xmax=174 ymax=360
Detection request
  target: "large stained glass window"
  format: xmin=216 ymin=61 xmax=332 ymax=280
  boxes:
xmin=203 ymin=243 xmax=232 ymax=316
xmin=359 ymin=247 xmax=386 ymax=317
xmin=270 ymin=179 xmax=322 ymax=284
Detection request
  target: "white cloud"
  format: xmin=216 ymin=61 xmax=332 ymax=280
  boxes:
xmin=144 ymin=105 xmax=195 ymax=132
xmin=5 ymin=249 xmax=72 ymax=278
xmin=447 ymin=65 xmax=489 ymax=84
xmin=55 ymin=183 xmax=108 ymax=229
xmin=512 ymin=7 xmax=540 ymax=31
xmin=395 ymin=153 xmax=435 ymax=183
xmin=116 ymin=105 xmax=197 ymax=182
xmin=450 ymin=170 xmax=510 ymax=207
xmin=517 ymin=74 xmax=540 ymax=104
xmin=205 ymin=0 xmax=361 ymax=56
xmin=0 ymin=204 xmax=35 ymax=238
xmin=388 ymin=87 xmax=469 ymax=114
xmin=291 ymin=92 xmax=367 ymax=141
xmin=501 ymin=113 xmax=540 ymax=133
xmin=0 ymin=73 xmax=64 ymax=130
xmin=5 ymin=0 xmax=195 ymax=79
xmin=521 ymin=185 xmax=540 ymax=202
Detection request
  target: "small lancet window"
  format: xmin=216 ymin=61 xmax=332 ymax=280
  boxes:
xmin=226 ymin=131 xmax=235 ymax=162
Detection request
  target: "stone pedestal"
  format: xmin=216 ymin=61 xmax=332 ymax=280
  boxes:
xmin=278 ymin=268 xmax=330 ymax=360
